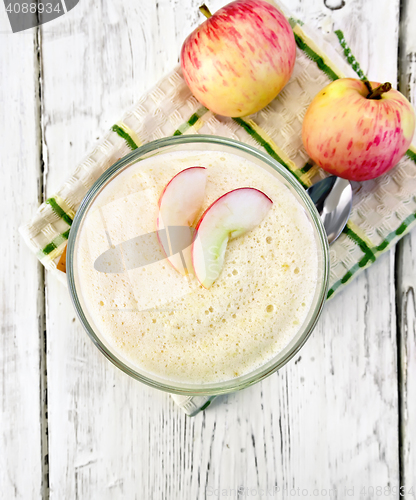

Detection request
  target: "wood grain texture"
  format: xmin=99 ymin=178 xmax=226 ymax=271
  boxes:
xmin=397 ymin=0 xmax=416 ymax=491
xmin=0 ymin=9 xmax=44 ymax=500
xmin=41 ymin=1 xmax=207 ymax=497
xmin=21 ymin=0 xmax=411 ymax=498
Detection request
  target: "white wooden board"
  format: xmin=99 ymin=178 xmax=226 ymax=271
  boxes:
xmin=397 ymin=0 xmax=416 ymax=492
xmin=0 ymin=9 xmax=44 ymax=500
xmin=1 ymin=0 xmax=415 ymax=497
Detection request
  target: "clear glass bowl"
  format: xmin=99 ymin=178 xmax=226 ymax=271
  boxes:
xmin=67 ymin=135 xmax=329 ymax=396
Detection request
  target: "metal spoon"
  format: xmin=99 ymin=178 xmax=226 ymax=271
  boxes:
xmin=307 ymin=176 xmax=352 ymax=244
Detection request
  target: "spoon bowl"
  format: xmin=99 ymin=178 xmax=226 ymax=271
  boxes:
xmin=307 ymin=176 xmax=352 ymax=244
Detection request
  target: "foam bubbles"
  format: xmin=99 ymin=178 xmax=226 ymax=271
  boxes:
xmin=76 ymin=150 xmax=319 ymax=384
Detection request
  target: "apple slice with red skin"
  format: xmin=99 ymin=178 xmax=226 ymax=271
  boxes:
xmin=157 ymin=167 xmax=207 ymax=275
xmin=192 ymin=187 xmax=273 ymax=289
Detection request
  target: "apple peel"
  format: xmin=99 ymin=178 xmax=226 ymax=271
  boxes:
xmin=302 ymin=78 xmax=416 ymax=181
xmin=180 ymin=0 xmax=296 ymax=117
xmin=157 ymin=167 xmax=207 ymax=275
xmin=192 ymin=187 xmax=273 ymax=289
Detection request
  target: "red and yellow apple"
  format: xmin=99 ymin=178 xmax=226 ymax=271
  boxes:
xmin=180 ymin=0 xmax=296 ymax=117
xmin=302 ymin=78 xmax=416 ymax=181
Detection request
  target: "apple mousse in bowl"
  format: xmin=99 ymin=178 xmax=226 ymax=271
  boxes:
xmin=67 ymin=135 xmax=329 ymax=396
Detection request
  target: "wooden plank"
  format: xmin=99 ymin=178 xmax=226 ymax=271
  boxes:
xmin=41 ymin=1 xmax=205 ymax=497
xmin=279 ymin=1 xmax=401 ymax=490
xmin=397 ymin=0 xmax=416 ymax=492
xmin=41 ymin=0 xmax=401 ymax=497
xmin=0 ymin=11 xmax=44 ymax=500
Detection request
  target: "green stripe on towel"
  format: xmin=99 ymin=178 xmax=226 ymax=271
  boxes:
xmin=41 ymin=229 xmax=70 ymax=256
xmin=406 ymin=149 xmax=416 ymax=163
xmin=376 ymin=213 xmax=416 ymax=251
xmin=342 ymin=226 xmax=376 ymax=263
xmin=299 ymin=161 xmax=314 ymax=174
xmin=111 ymin=124 xmax=138 ymax=150
xmin=173 ymin=107 xmax=208 ymax=136
xmin=334 ymin=30 xmax=366 ymax=80
xmin=46 ymin=198 xmax=73 ymax=226
xmin=42 ymin=242 xmax=57 ymax=256
xmin=293 ymin=33 xmax=340 ymax=81
xmin=328 ymin=252 xmax=378 ymax=299
xmin=328 ymin=211 xmax=416 ymax=298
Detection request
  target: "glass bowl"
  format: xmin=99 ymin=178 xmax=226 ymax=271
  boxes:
xmin=67 ymin=135 xmax=329 ymax=396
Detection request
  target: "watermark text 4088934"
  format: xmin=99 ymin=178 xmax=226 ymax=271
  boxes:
xmin=3 ymin=0 xmax=79 ymax=33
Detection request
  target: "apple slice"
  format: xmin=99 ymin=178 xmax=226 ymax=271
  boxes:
xmin=157 ymin=167 xmax=207 ymax=275
xmin=192 ymin=188 xmax=273 ymax=288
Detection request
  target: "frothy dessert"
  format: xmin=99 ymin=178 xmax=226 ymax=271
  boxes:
xmin=75 ymin=150 xmax=319 ymax=384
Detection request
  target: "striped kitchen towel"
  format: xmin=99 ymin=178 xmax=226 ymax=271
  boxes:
xmin=20 ymin=1 xmax=416 ymax=415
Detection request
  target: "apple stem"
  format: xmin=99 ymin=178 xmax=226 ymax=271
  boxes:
xmin=199 ymin=4 xmax=212 ymax=18
xmin=363 ymin=79 xmax=373 ymax=95
xmin=366 ymin=82 xmax=392 ymax=100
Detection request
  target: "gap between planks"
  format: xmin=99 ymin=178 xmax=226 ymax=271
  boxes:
xmin=396 ymin=0 xmax=415 ymax=492
xmin=34 ymin=22 xmax=50 ymax=500
xmin=395 ymin=0 xmax=403 ymax=486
